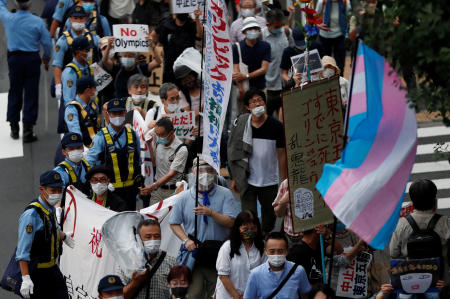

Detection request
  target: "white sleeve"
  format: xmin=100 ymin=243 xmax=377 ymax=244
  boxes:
xmin=216 ymin=240 xmax=232 ymax=275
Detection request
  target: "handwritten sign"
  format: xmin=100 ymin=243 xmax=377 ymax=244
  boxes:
xmin=172 ymin=0 xmax=203 ymax=14
xmin=202 ymin=0 xmax=232 ymax=173
xmin=91 ymin=63 xmax=112 ymax=91
xmin=133 ymin=110 xmax=154 ymax=185
xmin=113 ymin=24 xmax=149 ymax=53
xmin=282 ymin=76 xmax=344 ymax=232
xmin=162 ymin=111 xmax=195 ymax=140
xmin=390 ymin=258 xmax=440 ymax=294
xmin=336 ymin=252 xmax=372 ymax=298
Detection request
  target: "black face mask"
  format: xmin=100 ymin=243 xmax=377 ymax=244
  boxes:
xmin=171 ymin=287 xmax=188 ymax=298
xmin=176 ymin=13 xmax=189 ymax=22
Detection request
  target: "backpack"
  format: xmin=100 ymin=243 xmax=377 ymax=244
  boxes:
xmin=405 ymin=214 xmax=442 ymax=259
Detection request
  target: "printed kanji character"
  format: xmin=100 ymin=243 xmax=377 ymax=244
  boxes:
xmin=329 ymin=119 xmax=342 ymax=145
xmin=89 ymin=227 xmax=103 ymax=258
xmin=75 ymin=285 xmax=88 ymax=297
xmin=340 ymin=281 xmax=353 ymax=292
xmin=353 ymin=285 xmax=366 ymax=296
xmin=354 ymin=274 xmax=367 ymax=285
xmin=343 ymin=269 xmax=355 ymax=280
xmin=289 ymin=133 xmax=301 ymax=150
xmin=317 ymin=145 xmax=329 ymax=164
xmin=309 ymin=171 xmax=319 ymax=184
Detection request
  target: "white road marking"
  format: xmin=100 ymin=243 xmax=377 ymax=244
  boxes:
xmin=0 ymin=92 xmax=24 ymax=159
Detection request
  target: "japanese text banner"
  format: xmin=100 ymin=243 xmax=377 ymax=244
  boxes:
xmin=201 ymin=0 xmax=232 ymax=173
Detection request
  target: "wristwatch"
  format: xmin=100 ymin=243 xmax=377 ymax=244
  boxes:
xmin=182 ymin=238 xmax=189 ymax=245
xmin=246 ymin=73 xmax=250 ymax=79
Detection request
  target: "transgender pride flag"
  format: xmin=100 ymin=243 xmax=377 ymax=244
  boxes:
xmin=316 ymin=42 xmax=418 ymax=250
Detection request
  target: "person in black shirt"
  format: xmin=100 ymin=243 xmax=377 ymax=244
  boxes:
xmin=132 ymin=0 xmax=170 ymax=29
xmin=154 ymin=12 xmax=203 ymax=83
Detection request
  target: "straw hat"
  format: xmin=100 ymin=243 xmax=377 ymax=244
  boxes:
xmin=321 ymin=55 xmax=341 ymax=74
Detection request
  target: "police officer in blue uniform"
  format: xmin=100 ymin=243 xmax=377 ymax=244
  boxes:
xmin=54 ymin=132 xmax=91 ymax=195
xmin=16 ymin=170 xmax=75 ymax=299
xmin=53 ymin=5 xmax=100 ymax=100
xmin=86 ymin=99 xmax=141 ymax=210
xmin=0 ymin=0 xmax=52 ymax=142
xmin=58 ymin=35 xmax=94 ymax=133
xmin=97 ymin=274 xmax=125 ymax=298
xmin=64 ymin=76 xmax=101 ymax=146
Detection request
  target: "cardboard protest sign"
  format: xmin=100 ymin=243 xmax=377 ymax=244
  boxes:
xmin=91 ymin=63 xmax=112 ymax=91
xmin=336 ymin=251 xmax=372 ymax=298
xmin=282 ymin=76 xmax=344 ymax=232
xmin=133 ymin=110 xmax=154 ymax=185
xmin=390 ymin=258 xmax=440 ymax=294
xmin=162 ymin=111 xmax=195 ymax=140
xmin=171 ymin=0 xmax=203 ymax=14
xmin=60 ymin=187 xmax=181 ymax=298
xmin=113 ymin=24 xmax=150 ymax=53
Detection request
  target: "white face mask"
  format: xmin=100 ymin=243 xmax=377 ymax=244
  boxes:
xmin=91 ymin=183 xmax=108 ymax=195
xmin=67 ymin=149 xmax=83 ymax=163
xmin=120 ymin=57 xmax=135 ymax=68
xmin=109 ymin=116 xmax=125 ymax=127
xmin=241 ymin=8 xmax=255 ymax=17
xmin=87 ymin=51 xmax=93 ymax=61
xmin=199 ymin=173 xmax=216 ymax=188
xmin=167 ymin=103 xmax=179 ymax=112
xmin=106 ymin=296 xmax=124 ymax=299
xmin=131 ymin=94 xmax=147 ymax=103
xmin=323 ymin=68 xmax=336 ymax=78
xmin=267 ymin=254 xmax=286 ymax=267
xmin=246 ymin=29 xmax=260 ymax=40
xmin=143 ymin=239 xmax=161 ymax=254
xmin=45 ymin=191 xmax=63 ymax=206
xmin=251 ymin=105 xmax=265 ymax=117
xmin=72 ymin=22 xmax=85 ymax=31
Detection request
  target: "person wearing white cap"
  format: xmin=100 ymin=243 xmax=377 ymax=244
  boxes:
xmin=232 ymin=16 xmax=271 ymax=103
xmin=230 ymin=0 xmax=267 ymax=44
xmin=320 ymin=55 xmax=349 ymax=106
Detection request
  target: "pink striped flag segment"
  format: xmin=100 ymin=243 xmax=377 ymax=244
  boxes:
xmin=316 ymin=42 xmax=418 ymax=250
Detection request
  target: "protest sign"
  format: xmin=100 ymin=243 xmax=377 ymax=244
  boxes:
xmin=282 ymin=76 xmax=344 ymax=232
xmin=390 ymin=258 xmax=440 ymax=294
xmin=291 ymin=49 xmax=324 ymax=75
xmin=171 ymin=0 xmax=203 ymax=14
xmin=60 ymin=187 xmax=181 ymax=298
xmin=113 ymin=24 xmax=150 ymax=53
xmin=133 ymin=110 xmax=154 ymax=185
xmin=162 ymin=111 xmax=195 ymax=140
xmin=202 ymin=0 xmax=232 ymax=173
xmin=139 ymin=47 xmax=164 ymax=94
xmin=336 ymin=251 xmax=372 ymax=298
xmin=91 ymin=63 xmax=112 ymax=91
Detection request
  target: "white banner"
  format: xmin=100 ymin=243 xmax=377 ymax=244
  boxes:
xmin=91 ymin=63 xmax=112 ymax=91
xmin=133 ymin=110 xmax=154 ymax=185
xmin=336 ymin=251 xmax=372 ymax=298
xmin=113 ymin=24 xmax=150 ymax=53
xmin=201 ymin=0 xmax=232 ymax=173
xmin=60 ymin=187 xmax=181 ymax=298
xmin=162 ymin=111 xmax=195 ymax=140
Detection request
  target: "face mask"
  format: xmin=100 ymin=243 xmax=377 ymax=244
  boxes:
xmin=82 ymin=2 xmax=95 ymax=13
xmin=109 ymin=116 xmax=125 ymax=127
xmin=167 ymin=103 xmax=179 ymax=112
xmin=131 ymin=94 xmax=147 ymax=103
xmin=144 ymin=239 xmax=161 ymax=254
xmin=87 ymin=51 xmax=93 ymax=62
xmin=336 ymin=221 xmax=346 ymax=233
xmin=267 ymin=254 xmax=286 ymax=267
xmin=241 ymin=8 xmax=255 ymax=17
xmin=108 ymin=49 xmax=115 ymax=59
xmin=91 ymin=183 xmax=108 ymax=195
xmin=156 ymin=136 xmax=169 ymax=145
xmin=106 ymin=297 xmax=124 ymax=299
xmin=251 ymin=105 xmax=265 ymax=117
xmin=271 ymin=28 xmax=283 ymax=35
xmin=176 ymin=13 xmax=189 ymax=22
xmin=45 ymin=191 xmax=62 ymax=206
xmin=246 ymin=29 xmax=260 ymax=40
xmin=67 ymin=149 xmax=83 ymax=163
xmin=183 ymin=81 xmax=196 ymax=90
xmin=199 ymin=173 xmax=215 ymax=188
xmin=72 ymin=21 xmax=85 ymax=31
xmin=120 ymin=57 xmax=135 ymax=68
xmin=170 ymin=287 xmax=188 ymax=298
xmin=323 ymin=68 xmax=336 ymax=78
xmin=240 ymin=229 xmax=257 ymax=240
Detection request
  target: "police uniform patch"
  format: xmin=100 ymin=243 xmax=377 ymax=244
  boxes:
xmin=68 ymin=113 xmax=74 ymax=121
xmin=71 ymin=134 xmax=77 ymax=140
xmin=54 ymin=173 xmax=60 ymax=180
xmin=108 ymin=276 xmax=116 ymax=284
xmin=113 ymin=100 xmax=119 ymax=106
xmin=58 ymin=1 xmax=64 ymax=8
xmin=68 ymin=80 xmax=73 ymax=88
xmin=26 ymin=224 xmax=33 ymax=234
xmin=55 ymin=45 xmax=60 ymax=52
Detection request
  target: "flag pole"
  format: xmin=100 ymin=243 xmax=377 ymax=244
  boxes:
xmin=327 ymin=38 xmax=360 ymax=288
xmin=194 ymin=0 xmax=208 ymax=244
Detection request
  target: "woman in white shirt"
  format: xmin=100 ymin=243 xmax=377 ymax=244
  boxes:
xmin=215 ymin=210 xmax=267 ymax=299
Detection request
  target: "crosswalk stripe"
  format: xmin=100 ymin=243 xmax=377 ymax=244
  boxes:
xmin=418 ymin=126 xmax=450 ymax=138
xmin=438 ymin=198 xmax=450 ymax=210
xmin=0 ymin=93 xmax=24 ymax=159
xmin=417 ymin=143 xmax=450 ymax=155
xmin=412 ymin=161 xmax=450 ymax=174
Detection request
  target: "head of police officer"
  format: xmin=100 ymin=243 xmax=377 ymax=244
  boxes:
xmin=77 ymin=76 xmax=97 ymax=104
xmin=15 ymin=0 xmax=31 ymax=10
xmin=72 ymin=36 xmax=91 ymax=66
xmin=107 ymin=99 xmax=127 ymax=130
xmin=127 ymin=74 xmax=148 ymax=105
xmin=61 ymin=133 xmax=84 ymax=165
xmin=39 ymin=170 xmax=64 ymax=207
xmin=159 ymin=83 xmax=180 ymax=114
xmin=98 ymin=275 xmax=124 ymax=299
xmin=68 ymin=6 xmax=88 ymax=34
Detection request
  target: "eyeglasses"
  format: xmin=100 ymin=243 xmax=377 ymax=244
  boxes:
xmin=248 ymin=96 xmax=264 ymax=105
xmin=90 ymin=177 xmax=108 ymax=184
